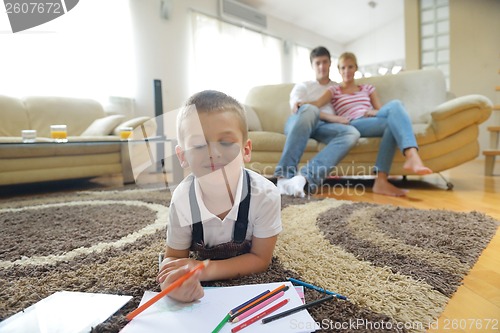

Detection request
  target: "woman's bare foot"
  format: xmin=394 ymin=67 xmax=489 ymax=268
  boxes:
xmin=373 ymin=174 xmax=408 ymax=197
xmin=403 ymin=148 xmax=433 ymax=175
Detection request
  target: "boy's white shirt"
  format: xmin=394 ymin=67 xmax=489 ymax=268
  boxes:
xmin=289 ymin=80 xmax=338 ymax=115
xmin=167 ymin=168 xmax=282 ymax=249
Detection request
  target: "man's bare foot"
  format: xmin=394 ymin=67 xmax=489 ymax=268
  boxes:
xmin=403 ymin=148 xmax=433 ymax=175
xmin=373 ymin=177 xmax=408 ymax=197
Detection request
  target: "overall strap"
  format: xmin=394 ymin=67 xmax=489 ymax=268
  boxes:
xmin=189 ymin=175 xmax=204 ymax=244
xmin=189 ymin=170 xmax=252 ymax=244
xmin=233 ymin=170 xmax=251 ymax=243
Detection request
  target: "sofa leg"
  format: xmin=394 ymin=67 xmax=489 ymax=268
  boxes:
xmin=437 ymin=172 xmax=454 ymax=190
xmin=484 ymin=155 xmax=495 ymax=176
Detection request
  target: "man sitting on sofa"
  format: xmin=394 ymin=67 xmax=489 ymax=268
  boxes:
xmin=275 ymin=46 xmax=360 ymax=197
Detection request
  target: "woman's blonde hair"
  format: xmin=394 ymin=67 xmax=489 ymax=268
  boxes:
xmin=338 ymin=52 xmax=358 ymax=70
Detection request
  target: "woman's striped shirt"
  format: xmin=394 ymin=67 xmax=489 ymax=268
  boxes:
xmin=327 ymin=84 xmax=375 ymax=120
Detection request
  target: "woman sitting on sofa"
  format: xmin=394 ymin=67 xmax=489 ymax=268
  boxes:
xmin=300 ymin=52 xmax=432 ymax=196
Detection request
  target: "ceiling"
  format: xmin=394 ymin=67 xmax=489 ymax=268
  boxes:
xmin=235 ymin=0 xmax=404 ymax=45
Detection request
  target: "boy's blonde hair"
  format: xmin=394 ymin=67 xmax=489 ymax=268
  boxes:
xmin=176 ymin=90 xmax=248 ymax=146
xmin=338 ymin=52 xmax=358 ymax=70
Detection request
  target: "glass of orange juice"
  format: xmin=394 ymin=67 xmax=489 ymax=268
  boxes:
xmin=119 ymin=127 xmax=133 ymax=140
xmin=50 ymin=125 xmax=68 ymax=143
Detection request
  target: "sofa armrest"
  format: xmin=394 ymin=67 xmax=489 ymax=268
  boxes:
xmin=430 ymin=94 xmax=492 ymax=140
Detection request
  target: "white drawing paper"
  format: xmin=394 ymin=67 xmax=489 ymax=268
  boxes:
xmin=0 ymin=291 xmax=132 ymax=333
xmin=121 ymin=281 xmax=319 ymax=333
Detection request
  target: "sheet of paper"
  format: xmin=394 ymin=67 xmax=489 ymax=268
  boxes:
xmin=121 ymin=281 xmax=319 ymax=333
xmin=0 ymin=291 xmax=132 ymax=333
xmin=294 ymin=286 xmax=305 ymax=304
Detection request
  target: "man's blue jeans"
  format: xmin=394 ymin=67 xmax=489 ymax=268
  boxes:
xmin=274 ymin=104 xmax=360 ymax=191
xmin=350 ymin=100 xmax=418 ymax=174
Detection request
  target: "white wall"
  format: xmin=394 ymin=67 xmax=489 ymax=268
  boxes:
xmin=449 ymin=0 xmax=500 ymax=154
xmin=345 ymin=17 xmax=405 ymax=68
xmin=0 ymin=0 xmax=406 ymax=119
xmin=129 ymin=0 xmax=344 ymax=117
xmin=405 ymin=0 xmax=499 ymax=155
xmin=128 ymin=0 xmax=406 ymax=117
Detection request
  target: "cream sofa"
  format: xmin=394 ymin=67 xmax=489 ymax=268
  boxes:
xmin=0 ymin=95 xmax=150 ymax=186
xmin=244 ymin=69 xmax=492 ymax=186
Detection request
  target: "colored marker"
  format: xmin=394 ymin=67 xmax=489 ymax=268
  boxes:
xmin=231 ymin=298 xmax=289 ymax=333
xmin=212 ymin=313 xmax=230 ymax=333
xmin=262 ymin=295 xmax=334 ymax=324
xmin=230 ymin=285 xmax=288 ymax=321
xmin=232 ymin=290 xmax=285 ymax=323
xmin=230 ymin=290 xmax=270 ymax=315
xmin=287 ymin=277 xmax=348 ymax=300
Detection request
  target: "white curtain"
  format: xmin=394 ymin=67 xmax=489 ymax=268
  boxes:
xmin=0 ymin=0 xmax=134 ymax=104
xmin=190 ymin=12 xmax=282 ymax=103
xmin=291 ymin=44 xmax=311 ymax=83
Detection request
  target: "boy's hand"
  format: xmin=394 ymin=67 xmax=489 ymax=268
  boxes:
xmin=157 ymin=258 xmax=204 ymax=302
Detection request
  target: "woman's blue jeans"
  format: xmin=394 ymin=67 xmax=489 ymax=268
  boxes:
xmin=350 ymin=100 xmax=418 ymax=174
xmin=274 ymin=104 xmax=360 ymax=191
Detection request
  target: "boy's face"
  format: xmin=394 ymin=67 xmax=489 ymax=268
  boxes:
xmin=176 ymin=110 xmax=251 ymax=178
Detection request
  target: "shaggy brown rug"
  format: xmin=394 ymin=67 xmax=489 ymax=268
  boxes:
xmin=0 ymin=188 xmax=498 ymax=332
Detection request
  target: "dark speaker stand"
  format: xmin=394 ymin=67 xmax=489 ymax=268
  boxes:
xmin=154 ymin=79 xmax=165 ymax=173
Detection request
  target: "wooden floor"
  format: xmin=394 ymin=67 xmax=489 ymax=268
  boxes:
xmin=315 ymin=159 xmax=500 ymax=333
xmin=2 ymin=159 xmax=498 ymax=331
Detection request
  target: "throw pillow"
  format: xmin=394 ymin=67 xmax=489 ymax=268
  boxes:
xmin=244 ymin=105 xmax=262 ymax=131
xmin=113 ymin=116 xmax=151 ymax=136
xmin=81 ymin=115 xmax=126 ymax=136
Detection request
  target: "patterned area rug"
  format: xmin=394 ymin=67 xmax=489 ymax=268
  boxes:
xmin=0 ymin=188 xmax=498 ymax=332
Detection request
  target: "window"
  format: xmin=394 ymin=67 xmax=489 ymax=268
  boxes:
xmin=0 ymin=0 xmax=134 ymax=104
xmin=420 ymin=0 xmax=450 ymax=88
xmin=291 ymin=44 xmax=311 ymax=83
xmin=190 ymin=12 xmax=282 ymax=102
xmin=330 ymin=56 xmax=342 ymax=83
xmin=357 ymin=60 xmax=404 ymax=79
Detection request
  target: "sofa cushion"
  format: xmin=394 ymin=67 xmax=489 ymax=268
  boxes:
xmin=81 ymin=115 xmax=126 ymax=136
xmin=249 ymin=131 xmax=319 ymax=152
xmin=244 ymin=105 xmax=262 ymax=131
xmin=0 ymin=95 xmax=29 ymax=137
xmin=0 ymin=141 xmax=121 ymax=158
xmin=245 ymin=83 xmax=294 ymax=133
xmin=356 ymin=69 xmax=447 ymax=124
xmin=23 ymin=96 xmax=106 ymax=136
